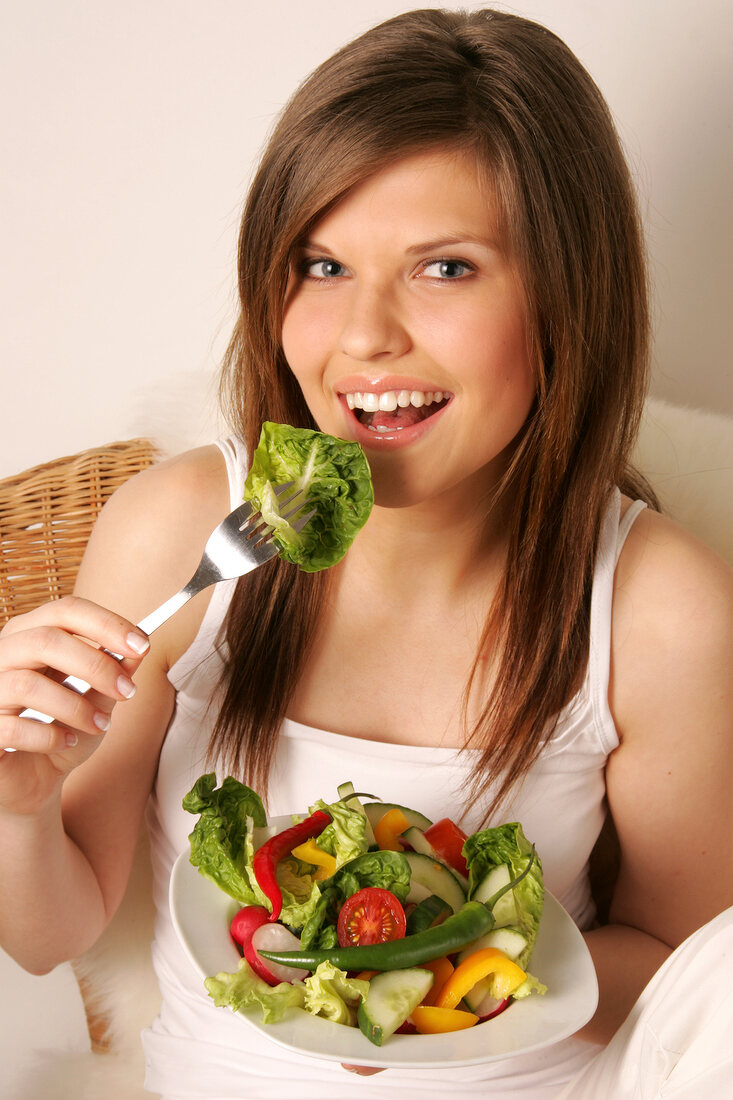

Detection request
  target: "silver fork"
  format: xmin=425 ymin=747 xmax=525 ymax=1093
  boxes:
xmin=17 ymin=483 xmax=314 ymax=728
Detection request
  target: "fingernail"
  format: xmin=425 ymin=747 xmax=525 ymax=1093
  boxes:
xmin=117 ymin=675 xmax=137 ymax=699
xmin=66 ymin=732 xmax=78 ymax=748
xmin=126 ymin=632 xmax=150 ymax=655
xmin=94 ymin=711 xmax=111 ymax=732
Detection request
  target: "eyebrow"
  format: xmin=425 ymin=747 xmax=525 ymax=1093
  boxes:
xmin=301 ymin=234 xmax=501 ymax=256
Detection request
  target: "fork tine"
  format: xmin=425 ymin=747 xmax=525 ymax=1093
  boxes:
xmin=289 ymin=508 xmax=316 ymax=534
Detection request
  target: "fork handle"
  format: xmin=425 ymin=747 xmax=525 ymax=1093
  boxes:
xmin=16 ymin=581 xmax=201 ymax=728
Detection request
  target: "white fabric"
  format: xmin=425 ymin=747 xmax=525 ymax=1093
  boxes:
xmin=557 ymin=905 xmax=733 ymax=1099
xmin=141 ymin=435 xmax=644 ymax=1099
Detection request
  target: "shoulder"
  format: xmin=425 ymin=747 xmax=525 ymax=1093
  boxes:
xmin=610 ymin=505 xmax=733 ymax=735
xmin=611 ymin=505 xmax=733 ymax=704
xmin=75 ymin=444 xmax=232 ymax=630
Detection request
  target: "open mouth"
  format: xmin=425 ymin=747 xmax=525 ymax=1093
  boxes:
xmin=344 ymin=389 xmax=451 ymax=434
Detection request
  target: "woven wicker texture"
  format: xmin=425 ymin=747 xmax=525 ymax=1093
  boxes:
xmin=0 ymin=439 xmax=157 ymax=623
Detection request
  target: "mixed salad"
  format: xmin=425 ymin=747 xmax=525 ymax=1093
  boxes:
xmin=183 ymin=776 xmax=547 ymax=1046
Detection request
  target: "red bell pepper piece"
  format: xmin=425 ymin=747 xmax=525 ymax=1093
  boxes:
xmin=253 ymin=809 xmax=331 ymax=921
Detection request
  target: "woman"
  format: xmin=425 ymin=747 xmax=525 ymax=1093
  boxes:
xmin=1 ymin=9 xmax=731 ymax=1098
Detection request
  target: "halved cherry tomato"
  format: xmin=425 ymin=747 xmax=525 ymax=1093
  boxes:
xmin=423 ymin=818 xmax=469 ymax=877
xmin=337 ymin=887 xmax=407 ymax=947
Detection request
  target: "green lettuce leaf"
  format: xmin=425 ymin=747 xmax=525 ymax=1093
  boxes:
xmin=243 ymin=422 xmax=373 ymax=572
xmin=204 ymin=958 xmax=305 ymax=1023
xmin=308 ymin=797 xmax=368 ymax=868
xmin=302 ymin=961 xmax=370 ymax=1026
xmin=464 ymin=822 xmax=544 ymax=969
xmin=183 ymin=774 xmax=267 ymax=906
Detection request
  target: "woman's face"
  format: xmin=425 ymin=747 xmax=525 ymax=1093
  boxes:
xmin=281 ymin=148 xmax=536 ymax=509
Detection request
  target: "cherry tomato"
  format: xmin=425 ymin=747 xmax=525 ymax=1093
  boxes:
xmin=424 ymin=818 xmax=469 ymax=877
xmin=337 ymin=887 xmax=407 ymax=947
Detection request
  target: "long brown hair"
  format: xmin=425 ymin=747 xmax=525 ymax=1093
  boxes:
xmin=213 ymin=8 xmax=657 ymax=814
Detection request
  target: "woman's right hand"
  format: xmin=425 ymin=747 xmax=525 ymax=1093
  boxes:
xmin=0 ymin=596 xmax=150 ymax=815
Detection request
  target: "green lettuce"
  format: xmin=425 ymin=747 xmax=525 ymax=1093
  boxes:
xmin=243 ymin=422 xmax=373 ymax=572
xmin=183 ymin=774 xmax=267 ymax=906
xmin=464 ymin=822 xmax=544 ymax=969
xmin=205 ymin=958 xmax=305 ymax=1023
xmin=308 ymin=797 xmax=368 ymax=868
xmin=303 ymin=962 xmax=370 ymax=1026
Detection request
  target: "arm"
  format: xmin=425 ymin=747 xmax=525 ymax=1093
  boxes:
xmin=0 ymin=445 xmax=230 ymax=972
xmin=580 ymin=509 xmax=733 ymax=1041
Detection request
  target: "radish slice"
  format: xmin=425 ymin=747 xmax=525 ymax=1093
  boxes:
xmin=475 ymin=994 xmax=511 ymax=1020
xmin=248 ymin=923 xmax=311 ymax=985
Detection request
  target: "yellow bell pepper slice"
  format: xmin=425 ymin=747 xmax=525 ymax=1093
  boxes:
xmin=290 ymin=839 xmax=337 ymax=880
xmin=411 ymin=1005 xmax=479 ymax=1033
xmin=373 ymin=807 xmax=411 ymax=851
xmin=435 ymin=947 xmax=526 ymax=1008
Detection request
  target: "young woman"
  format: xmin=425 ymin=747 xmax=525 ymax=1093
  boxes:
xmin=1 ymin=9 xmax=731 ymax=1099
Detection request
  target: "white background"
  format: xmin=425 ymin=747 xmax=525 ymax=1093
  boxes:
xmin=2 ymin=0 xmax=732 ymax=479
xmin=0 ymin=0 xmax=731 ymax=1091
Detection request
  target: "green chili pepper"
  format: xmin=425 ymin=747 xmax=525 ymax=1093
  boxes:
xmin=260 ymin=846 xmax=536 ymax=972
xmin=259 ymin=899 xmax=495 ymax=971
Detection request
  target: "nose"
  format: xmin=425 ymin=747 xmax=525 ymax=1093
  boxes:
xmin=338 ymin=284 xmax=411 ymax=362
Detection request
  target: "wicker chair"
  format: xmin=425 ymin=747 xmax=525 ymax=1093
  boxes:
xmin=0 ymin=439 xmax=157 ymax=622
xmin=0 ymin=438 xmax=159 ymax=1059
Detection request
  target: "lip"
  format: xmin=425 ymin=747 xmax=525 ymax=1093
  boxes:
xmin=334 ymin=378 xmax=453 ymax=450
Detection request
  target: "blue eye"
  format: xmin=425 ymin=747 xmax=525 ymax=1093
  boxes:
xmin=422 ymin=259 xmax=472 ymax=279
xmin=305 ymin=258 xmax=347 ymax=279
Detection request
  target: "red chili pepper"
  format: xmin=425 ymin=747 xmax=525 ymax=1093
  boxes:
xmin=253 ymin=810 xmax=331 ymax=922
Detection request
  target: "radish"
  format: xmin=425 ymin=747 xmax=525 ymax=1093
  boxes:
xmin=248 ymin=923 xmax=311 ymax=985
xmin=230 ymin=905 xmax=269 ymax=951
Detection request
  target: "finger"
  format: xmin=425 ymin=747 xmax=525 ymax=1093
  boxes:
xmin=0 ymin=628 xmax=142 ymax=704
xmin=0 ymin=669 xmax=114 ymax=741
xmin=0 ymin=712 xmax=86 ymax=756
xmin=341 ymin=1065 xmax=385 ymax=1075
xmin=1 ymin=595 xmax=150 ymax=660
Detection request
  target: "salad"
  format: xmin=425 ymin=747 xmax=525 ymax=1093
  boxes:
xmin=183 ymin=776 xmax=547 ymax=1047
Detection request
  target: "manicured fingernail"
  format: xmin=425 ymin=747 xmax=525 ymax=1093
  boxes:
xmin=66 ymin=732 xmax=78 ymax=748
xmin=116 ymin=675 xmax=137 ymax=699
xmin=94 ymin=711 xmax=111 ymax=732
xmin=126 ymin=633 xmax=150 ymax=655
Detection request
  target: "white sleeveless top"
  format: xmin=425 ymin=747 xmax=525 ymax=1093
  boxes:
xmin=142 ymin=436 xmax=646 ymax=1100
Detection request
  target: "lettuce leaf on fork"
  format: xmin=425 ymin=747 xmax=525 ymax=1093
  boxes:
xmin=243 ymin=422 xmax=373 ymax=572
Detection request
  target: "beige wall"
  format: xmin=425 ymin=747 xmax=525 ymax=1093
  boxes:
xmin=2 ymin=0 xmax=732 ymax=477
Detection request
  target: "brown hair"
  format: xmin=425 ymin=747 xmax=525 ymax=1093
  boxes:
xmin=213 ymin=8 xmax=656 ymax=814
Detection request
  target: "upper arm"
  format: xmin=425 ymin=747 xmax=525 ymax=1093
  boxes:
xmin=607 ymin=510 xmax=733 ymax=947
xmin=60 ymin=445 xmax=231 ymax=915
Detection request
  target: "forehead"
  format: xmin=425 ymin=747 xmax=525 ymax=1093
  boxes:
xmin=307 ymin=148 xmax=503 ymax=244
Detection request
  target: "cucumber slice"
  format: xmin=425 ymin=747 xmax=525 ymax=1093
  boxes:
xmin=364 ymin=802 xmax=433 ymax=831
xmin=456 ymin=926 xmax=528 ymax=964
xmin=401 ymin=827 xmax=470 ymax=892
xmin=406 ymin=894 xmax=453 ymax=934
xmin=357 ymin=968 xmax=434 ymax=1046
xmin=404 ymin=851 xmax=467 ymax=912
xmin=471 ymin=864 xmax=519 ymax=927
xmin=337 ymin=781 xmax=376 ymax=846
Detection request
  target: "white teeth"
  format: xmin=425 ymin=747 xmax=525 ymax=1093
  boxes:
xmin=344 ymin=389 xmax=448 ymax=412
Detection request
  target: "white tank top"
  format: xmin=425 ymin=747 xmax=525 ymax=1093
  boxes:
xmin=142 ymin=436 xmax=646 ymax=1100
